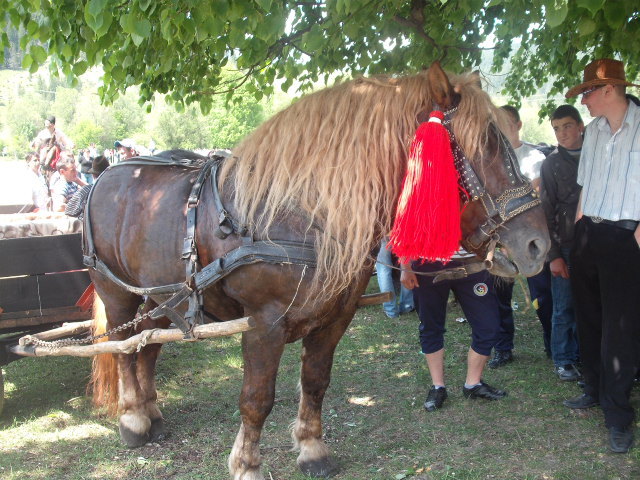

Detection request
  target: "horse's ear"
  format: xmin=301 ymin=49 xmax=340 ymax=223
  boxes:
xmin=427 ymin=62 xmax=455 ymax=109
xmin=470 ymin=70 xmax=482 ymax=89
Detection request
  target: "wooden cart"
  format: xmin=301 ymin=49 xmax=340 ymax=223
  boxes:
xmin=0 ymin=214 xmax=90 ymax=414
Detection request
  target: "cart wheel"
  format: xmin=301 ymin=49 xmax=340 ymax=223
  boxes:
xmin=0 ymin=369 xmax=4 ymax=416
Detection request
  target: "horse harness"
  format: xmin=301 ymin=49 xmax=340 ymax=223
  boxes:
xmin=443 ymin=107 xmax=541 ymax=255
xmin=82 ymin=153 xmax=316 ymax=339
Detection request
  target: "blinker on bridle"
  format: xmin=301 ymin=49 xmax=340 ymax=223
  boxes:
xmin=442 ymin=106 xmax=542 ymax=255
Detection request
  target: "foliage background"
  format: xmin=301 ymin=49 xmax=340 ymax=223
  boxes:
xmin=0 ymin=67 xmax=277 ymax=158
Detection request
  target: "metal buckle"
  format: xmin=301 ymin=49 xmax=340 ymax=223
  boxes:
xmin=592 ymin=216 xmax=603 ymax=223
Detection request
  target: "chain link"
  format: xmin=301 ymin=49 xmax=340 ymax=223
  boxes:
xmin=22 ymin=309 xmax=154 ymax=351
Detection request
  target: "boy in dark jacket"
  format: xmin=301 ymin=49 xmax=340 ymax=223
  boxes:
xmin=539 ymin=105 xmax=584 ymax=381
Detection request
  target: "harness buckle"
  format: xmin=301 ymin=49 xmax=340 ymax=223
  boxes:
xmin=182 ymin=236 xmax=195 ymax=259
xmin=82 ymin=255 xmax=96 ymax=268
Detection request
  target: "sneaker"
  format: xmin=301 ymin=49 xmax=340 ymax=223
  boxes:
xmin=609 ymin=426 xmax=634 ymax=453
xmin=487 ymin=350 xmax=513 ymax=369
xmin=423 ymin=386 xmax=448 ymax=412
xmin=555 ymin=364 xmax=581 ymax=381
xmin=462 ymin=381 xmax=507 ymax=400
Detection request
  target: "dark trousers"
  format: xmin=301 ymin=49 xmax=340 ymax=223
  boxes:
xmin=570 ymin=217 xmax=640 ymax=429
xmin=493 ymin=264 xmax=552 ymax=354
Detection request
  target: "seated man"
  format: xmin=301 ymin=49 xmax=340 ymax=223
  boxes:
xmin=65 ymin=155 xmax=110 ymax=220
xmin=52 ymin=154 xmax=86 ymax=212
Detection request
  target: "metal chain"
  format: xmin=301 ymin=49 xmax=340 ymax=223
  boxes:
xmin=22 ymin=308 xmax=154 ymax=351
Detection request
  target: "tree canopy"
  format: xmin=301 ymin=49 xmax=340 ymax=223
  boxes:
xmin=2 ymin=0 xmax=638 ymax=114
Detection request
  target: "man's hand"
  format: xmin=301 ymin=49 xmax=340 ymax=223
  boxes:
xmin=401 ymin=269 xmax=419 ymax=290
xmin=635 ymin=224 xmax=640 ymax=249
xmin=549 ymin=257 xmax=569 ymax=279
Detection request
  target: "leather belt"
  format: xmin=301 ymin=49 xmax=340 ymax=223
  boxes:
xmin=586 ymin=216 xmax=639 ymax=231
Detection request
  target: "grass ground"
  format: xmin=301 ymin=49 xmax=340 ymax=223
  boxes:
xmin=1 ymin=278 xmax=638 ymax=479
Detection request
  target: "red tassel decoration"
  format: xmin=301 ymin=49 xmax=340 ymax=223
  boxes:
xmin=389 ymin=110 xmax=462 ymax=262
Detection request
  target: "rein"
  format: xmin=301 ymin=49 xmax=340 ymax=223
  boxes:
xmin=373 ymin=235 xmax=498 ymax=283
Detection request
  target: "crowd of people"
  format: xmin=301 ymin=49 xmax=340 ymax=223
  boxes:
xmin=23 ymin=116 xmax=152 ymax=214
xmin=379 ymin=58 xmax=639 ymax=455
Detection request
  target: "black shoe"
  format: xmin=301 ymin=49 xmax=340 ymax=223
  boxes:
xmin=487 ymin=350 xmax=513 ymax=369
xmin=609 ymin=426 xmax=634 ymax=453
xmin=563 ymin=393 xmax=598 ymax=409
xmin=462 ymin=381 xmax=507 ymax=400
xmin=423 ymin=386 xmax=447 ymax=412
xmin=555 ymin=364 xmax=581 ymax=381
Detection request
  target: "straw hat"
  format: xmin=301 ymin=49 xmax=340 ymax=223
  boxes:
xmin=565 ymin=59 xmax=639 ymax=98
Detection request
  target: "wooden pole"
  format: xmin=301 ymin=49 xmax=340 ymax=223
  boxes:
xmin=356 ymin=291 xmax=393 ymax=307
xmin=11 ymin=317 xmax=255 ymax=358
xmin=18 ymin=320 xmax=94 ymax=344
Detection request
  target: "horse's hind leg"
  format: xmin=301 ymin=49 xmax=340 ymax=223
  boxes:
xmin=293 ymin=314 xmax=353 ymax=478
xmin=134 ymin=299 xmax=171 ymax=442
xmin=228 ymin=325 xmax=286 ymax=480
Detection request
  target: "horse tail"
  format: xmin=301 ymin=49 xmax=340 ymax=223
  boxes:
xmin=88 ymin=293 xmax=119 ymax=415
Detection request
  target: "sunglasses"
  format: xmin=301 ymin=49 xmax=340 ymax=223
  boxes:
xmin=581 ymin=85 xmax=604 ymax=99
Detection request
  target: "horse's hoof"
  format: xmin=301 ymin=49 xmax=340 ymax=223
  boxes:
xmin=149 ymin=417 xmax=167 ymax=442
xmin=119 ymin=413 xmax=151 ymax=448
xmin=299 ymin=458 xmax=339 ymax=478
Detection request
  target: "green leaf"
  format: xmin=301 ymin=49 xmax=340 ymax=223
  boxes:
xmin=26 ymin=20 xmax=38 ymax=36
xmin=95 ymin=12 xmax=113 ymax=38
xmin=255 ymin=0 xmax=272 ymax=11
xmin=21 ymin=53 xmax=33 ymax=69
xmin=576 ymin=17 xmax=596 ymax=36
xmin=30 ymin=44 xmax=47 ymax=64
xmin=61 ymin=44 xmax=73 ymax=59
xmin=87 ymin=0 xmax=107 ymax=20
xmin=544 ymin=0 xmax=568 ymax=28
xmin=131 ymin=33 xmax=144 ymax=47
xmin=73 ymin=60 xmax=88 ymax=75
xmin=302 ymin=24 xmax=325 ymax=52
xmin=134 ymin=19 xmax=152 ymax=38
xmin=603 ymin=2 xmax=626 ymax=29
xmin=576 ymin=0 xmax=604 ymax=16
xmin=138 ymin=0 xmax=153 ymax=12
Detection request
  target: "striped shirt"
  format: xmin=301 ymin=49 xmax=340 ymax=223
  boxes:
xmin=577 ymin=100 xmax=640 ymax=221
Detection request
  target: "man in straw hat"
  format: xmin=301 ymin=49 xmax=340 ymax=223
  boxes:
xmin=562 ymin=58 xmax=640 ymax=454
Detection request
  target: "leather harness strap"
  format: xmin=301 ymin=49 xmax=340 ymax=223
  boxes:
xmin=82 ymin=154 xmax=316 ymax=339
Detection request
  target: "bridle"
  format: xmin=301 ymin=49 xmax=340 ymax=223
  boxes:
xmin=442 ymin=106 xmax=541 ymax=258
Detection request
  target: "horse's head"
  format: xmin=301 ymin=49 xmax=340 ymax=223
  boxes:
xmin=425 ymin=63 xmax=550 ymax=277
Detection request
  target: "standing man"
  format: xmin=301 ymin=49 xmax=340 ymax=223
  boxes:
xmin=488 ymin=106 xmax=553 ymax=367
xmin=376 ymin=237 xmax=414 ymax=318
xmin=402 ymin=250 xmax=507 ymax=412
xmin=563 ymin=58 xmax=640 ymax=454
xmin=539 ymin=105 xmax=584 ymax=381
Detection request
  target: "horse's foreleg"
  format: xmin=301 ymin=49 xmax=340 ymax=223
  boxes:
xmin=293 ymin=314 xmax=353 ymax=478
xmin=228 ymin=329 xmax=285 ymax=480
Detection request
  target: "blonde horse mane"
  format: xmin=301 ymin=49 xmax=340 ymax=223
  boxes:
xmin=220 ymin=69 xmax=501 ymax=298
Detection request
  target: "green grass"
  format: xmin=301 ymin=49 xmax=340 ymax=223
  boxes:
xmin=1 ymin=278 xmax=638 ymax=479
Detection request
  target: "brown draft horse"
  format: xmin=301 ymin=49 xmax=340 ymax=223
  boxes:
xmin=88 ymin=63 xmax=549 ymax=480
